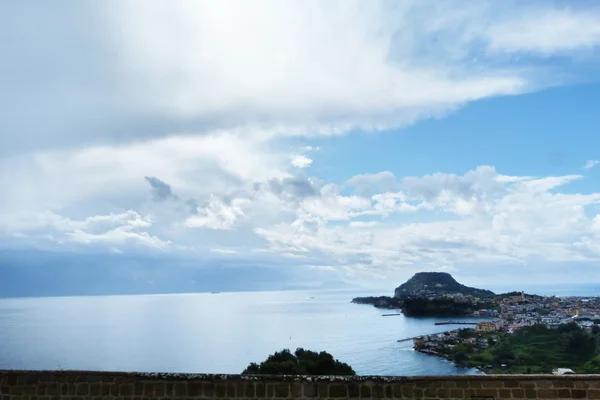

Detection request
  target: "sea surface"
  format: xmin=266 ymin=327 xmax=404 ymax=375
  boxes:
xmin=0 ymin=289 xmax=487 ymax=376
xmin=0 ymin=285 xmax=597 ymax=376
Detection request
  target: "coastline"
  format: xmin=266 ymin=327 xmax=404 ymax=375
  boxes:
xmin=414 ymin=347 xmax=486 ymax=375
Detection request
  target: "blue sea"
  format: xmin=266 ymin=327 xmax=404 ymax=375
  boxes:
xmin=0 ymin=285 xmax=598 ymax=376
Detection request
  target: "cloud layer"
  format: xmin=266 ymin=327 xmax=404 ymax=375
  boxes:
xmin=3 ymin=0 xmax=600 ymax=287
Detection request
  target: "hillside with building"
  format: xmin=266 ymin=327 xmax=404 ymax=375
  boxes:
xmin=412 ymin=292 xmax=600 ymax=374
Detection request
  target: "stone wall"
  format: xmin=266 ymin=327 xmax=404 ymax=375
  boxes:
xmin=2 ymin=370 xmax=600 ymax=400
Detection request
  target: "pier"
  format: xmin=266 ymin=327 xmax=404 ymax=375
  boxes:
xmin=397 ymin=336 xmax=422 ymax=343
xmin=434 ymin=321 xmax=478 ymax=325
xmin=382 ymin=313 xmax=402 ymax=316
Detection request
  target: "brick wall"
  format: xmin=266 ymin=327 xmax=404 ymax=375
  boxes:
xmin=1 ymin=370 xmax=600 ymax=400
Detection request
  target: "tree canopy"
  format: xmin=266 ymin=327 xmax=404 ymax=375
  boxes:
xmin=242 ymin=348 xmax=356 ymax=376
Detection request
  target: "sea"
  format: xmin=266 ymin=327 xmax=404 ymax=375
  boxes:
xmin=0 ymin=285 xmax=598 ymax=376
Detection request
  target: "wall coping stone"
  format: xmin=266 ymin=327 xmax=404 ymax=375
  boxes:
xmin=2 ymin=370 xmax=600 ymax=382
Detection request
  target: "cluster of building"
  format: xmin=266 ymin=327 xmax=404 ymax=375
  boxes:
xmin=412 ymin=292 xmax=600 ymax=364
xmin=480 ymin=292 xmax=600 ymax=333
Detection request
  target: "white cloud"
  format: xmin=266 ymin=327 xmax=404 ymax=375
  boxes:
xmin=210 ymin=248 xmax=238 ymax=255
xmin=486 ymin=8 xmax=600 ymax=56
xmin=349 ymin=221 xmax=380 ymax=228
xmin=4 ymin=1 xmax=600 ymax=285
xmin=583 ymin=160 xmax=600 ymax=170
xmin=291 ymin=155 xmax=313 ymax=168
xmin=0 ymin=210 xmax=170 ymax=250
xmin=255 ymin=166 xmax=600 ymax=277
xmin=185 ymin=196 xmax=250 ymax=230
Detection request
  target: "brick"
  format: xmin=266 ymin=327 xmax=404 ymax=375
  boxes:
xmin=347 ymin=382 xmax=359 ymax=398
xmin=392 ymin=383 xmax=402 ymax=398
xmin=424 ymin=388 xmax=437 ymax=398
xmin=372 ymin=385 xmax=385 ymax=399
xmin=245 ymin=382 xmax=256 ymax=398
xmin=291 ymin=383 xmax=302 ymax=398
xmin=120 ymin=383 xmax=133 ymax=396
xmin=89 ymin=383 xmax=101 ymax=396
xmin=226 ymin=383 xmax=236 ymax=397
xmin=413 ymin=388 xmax=424 ymax=399
xmin=46 ymin=384 xmax=62 ymax=396
xmin=456 ymin=381 xmax=470 ymax=389
xmin=552 ymin=381 xmax=574 ymax=389
xmin=318 ymin=383 xmax=329 ymax=398
xmin=101 ymin=376 xmax=115 ymax=383
xmin=24 ymin=385 xmax=37 ymax=395
xmin=571 ymin=389 xmax=587 ymax=399
xmin=215 ymin=383 xmax=227 ymax=398
xmin=254 ymin=382 xmax=265 ymax=397
xmin=498 ymin=388 xmax=512 ymax=399
xmin=479 ymin=388 xmax=499 ymax=397
xmin=188 ymin=382 xmax=202 ymax=397
xmin=469 ymin=381 xmax=483 ymax=388
xmin=449 ymin=388 xmax=465 ymax=398
xmin=537 ymin=381 xmax=553 ymax=389
xmin=110 ymin=383 xmax=119 ymax=397
xmin=330 ymin=384 xmax=347 ymax=398
xmin=303 ymin=383 xmax=317 ymax=398
xmin=504 ymin=380 xmax=520 ymax=388
xmin=416 ymin=381 xmax=433 ymax=389
xmin=273 ymin=383 xmax=288 ymax=398
xmin=441 ymin=381 xmax=457 ymax=389
xmin=165 ymin=382 xmax=174 ymax=396
xmin=134 ymin=382 xmax=144 ymax=396
xmin=174 ymin=382 xmax=187 ymax=397
xmin=525 ymin=388 xmax=537 ymax=398
xmin=482 ymin=381 xmax=505 ymax=388
xmin=537 ymin=389 xmax=558 ymax=399
xmin=66 ymin=384 xmax=77 ymax=396
xmin=386 ymin=385 xmax=394 ymax=399
xmin=401 ymin=385 xmax=414 ymax=399
xmin=7 ymin=376 xmax=19 ymax=385
xmin=557 ymin=389 xmax=572 ymax=398
xmin=361 ymin=385 xmax=372 ymax=398
xmin=575 ymin=382 xmax=591 ymax=389
xmin=267 ymin=383 xmax=275 ymax=398
xmin=0 ymin=387 xmax=7 ymax=395
xmin=155 ymin=382 xmax=166 ymax=397
xmin=436 ymin=388 xmax=450 ymax=398
xmin=589 ymin=390 xmax=600 ymax=400
xmin=36 ymin=383 xmax=48 ymax=396
xmin=521 ymin=381 xmax=537 ymax=388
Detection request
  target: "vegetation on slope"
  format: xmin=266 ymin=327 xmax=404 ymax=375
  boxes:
xmin=462 ymin=323 xmax=600 ymax=374
xmin=394 ymin=272 xmax=495 ymax=298
xmin=242 ymin=348 xmax=356 ymax=375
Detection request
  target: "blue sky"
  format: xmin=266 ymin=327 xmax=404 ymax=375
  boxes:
xmin=3 ymin=0 xmax=600 ymax=295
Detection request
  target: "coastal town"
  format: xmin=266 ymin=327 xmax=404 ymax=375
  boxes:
xmin=412 ymin=292 xmax=600 ymax=373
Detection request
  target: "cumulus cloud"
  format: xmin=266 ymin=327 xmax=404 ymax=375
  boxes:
xmin=255 ymin=166 xmax=600 ymax=275
xmin=291 ymin=155 xmax=313 ymax=168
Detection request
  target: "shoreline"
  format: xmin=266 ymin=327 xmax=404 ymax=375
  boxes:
xmin=414 ymin=347 xmax=486 ymax=375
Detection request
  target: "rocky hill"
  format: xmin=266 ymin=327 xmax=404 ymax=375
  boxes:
xmin=394 ymin=272 xmax=494 ymax=298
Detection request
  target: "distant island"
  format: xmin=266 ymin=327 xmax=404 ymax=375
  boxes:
xmin=352 ymin=272 xmax=496 ymax=317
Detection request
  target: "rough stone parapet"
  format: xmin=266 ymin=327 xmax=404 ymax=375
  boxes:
xmin=2 ymin=370 xmax=600 ymax=399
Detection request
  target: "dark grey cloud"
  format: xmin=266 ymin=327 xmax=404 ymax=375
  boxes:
xmin=262 ymin=175 xmax=322 ymax=203
xmin=144 ymin=176 xmax=177 ymax=201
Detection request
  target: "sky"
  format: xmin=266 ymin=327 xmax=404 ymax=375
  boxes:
xmin=3 ymin=0 xmax=600 ymax=295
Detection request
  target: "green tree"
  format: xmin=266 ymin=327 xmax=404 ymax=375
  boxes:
xmin=242 ymin=348 xmax=356 ymax=376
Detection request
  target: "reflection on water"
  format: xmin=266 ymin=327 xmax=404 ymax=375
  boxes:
xmin=0 ymin=289 xmax=484 ymax=375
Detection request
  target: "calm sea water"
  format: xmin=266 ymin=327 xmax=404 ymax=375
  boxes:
xmin=2 ymin=285 xmax=597 ymax=376
xmin=0 ymin=289 xmax=487 ymax=376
